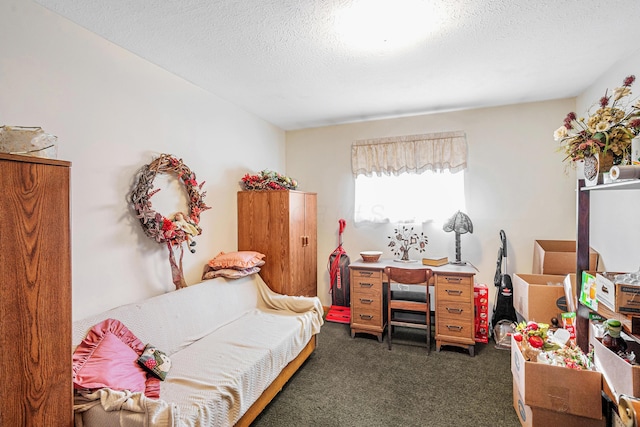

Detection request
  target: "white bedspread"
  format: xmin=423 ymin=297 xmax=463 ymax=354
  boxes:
xmin=72 ymin=275 xmax=323 ymax=427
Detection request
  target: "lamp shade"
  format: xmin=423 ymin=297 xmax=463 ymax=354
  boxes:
xmin=443 ymin=211 xmax=473 ymax=235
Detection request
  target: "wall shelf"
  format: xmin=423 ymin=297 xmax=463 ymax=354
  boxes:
xmin=581 ymin=179 xmax=640 ymax=191
xmin=576 ymin=178 xmax=640 ymax=351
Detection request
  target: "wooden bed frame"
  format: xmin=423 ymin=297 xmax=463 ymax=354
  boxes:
xmin=235 ymin=334 xmax=317 ymax=426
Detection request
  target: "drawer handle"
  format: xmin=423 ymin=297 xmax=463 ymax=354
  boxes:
xmin=359 ymin=314 xmax=373 ymax=320
xmin=601 ymin=285 xmax=609 ymax=294
xmin=359 ymin=282 xmax=374 ymax=288
xmin=359 ymin=271 xmax=373 ymax=277
xmin=446 ymin=325 xmax=463 ymax=331
xmin=445 ymin=289 xmax=462 ymax=296
xmin=445 ymin=277 xmax=462 ymax=283
xmin=446 ymin=307 xmax=463 ymax=314
xmin=360 ymin=298 xmax=374 ymax=304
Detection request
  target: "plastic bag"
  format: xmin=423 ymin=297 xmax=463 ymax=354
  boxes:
xmin=493 ymin=319 xmax=516 ymax=350
xmin=0 ymin=126 xmax=57 ymax=159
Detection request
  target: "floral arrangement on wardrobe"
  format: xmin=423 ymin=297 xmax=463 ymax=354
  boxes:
xmin=387 ymin=225 xmax=428 ymax=261
xmin=241 ymin=169 xmax=298 ymax=190
xmin=554 ymin=74 xmax=640 ymax=164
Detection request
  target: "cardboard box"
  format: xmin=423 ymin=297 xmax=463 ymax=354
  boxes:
xmin=513 ymin=380 xmax=605 ymax=427
xmin=616 ymin=283 xmax=640 ymax=314
xmin=532 ymin=240 xmax=598 ymax=275
xmin=513 ymin=274 xmax=568 ymax=324
xmin=511 ymin=335 xmax=603 ymax=419
xmin=589 ymin=322 xmax=640 ymax=398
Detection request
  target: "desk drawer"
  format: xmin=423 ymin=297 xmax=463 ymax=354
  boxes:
xmin=352 ymin=279 xmax=381 ymax=297
xmin=352 ymin=269 xmax=382 ymax=280
xmin=437 ymin=301 xmax=472 ymax=321
xmin=352 ymin=306 xmax=383 ymax=328
xmin=436 ymin=279 xmax=472 ymax=303
xmin=436 ymin=273 xmax=472 ymax=286
xmin=352 ymin=294 xmax=381 ymax=312
xmin=437 ymin=316 xmax=474 ymax=340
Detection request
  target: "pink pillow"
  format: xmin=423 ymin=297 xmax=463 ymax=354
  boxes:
xmin=208 ymin=251 xmax=266 ymax=270
xmin=72 ymin=318 xmax=159 ymax=398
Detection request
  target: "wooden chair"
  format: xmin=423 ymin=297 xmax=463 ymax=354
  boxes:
xmin=385 ymin=267 xmax=434 ymax=353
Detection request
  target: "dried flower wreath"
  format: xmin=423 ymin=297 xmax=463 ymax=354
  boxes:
xmin=130 ymin=154 xmax=210 ymax=289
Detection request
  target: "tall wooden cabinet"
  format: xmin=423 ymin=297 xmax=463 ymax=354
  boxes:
xmin=0 ymin=153 xmax=72 ymax=426
xmin=238 ymin=190 xmax=317 ymax=296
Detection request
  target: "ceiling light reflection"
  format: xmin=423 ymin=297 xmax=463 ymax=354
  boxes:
xmin=334 ymin=0 xmax=446 ymax=52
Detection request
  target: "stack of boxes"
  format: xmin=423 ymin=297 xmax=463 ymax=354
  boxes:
xmin=511 ymin=333 xmax=604 ymax=427
xmin=511 ymin=240 xmax=606 ymax=426
xmin=473 ymin=283 xmax=489 ymax=344
xmin=510 ymin=239 xmax=640 ymax=425
xmin=474 ymin=283 xmax=489 ymax=343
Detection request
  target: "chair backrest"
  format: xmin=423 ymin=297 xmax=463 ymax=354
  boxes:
xmin=385 ymin=267 xmax=433 ymax=286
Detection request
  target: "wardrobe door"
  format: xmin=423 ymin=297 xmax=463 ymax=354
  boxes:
xmin=0 ymin=154 xmax=72 ymax=426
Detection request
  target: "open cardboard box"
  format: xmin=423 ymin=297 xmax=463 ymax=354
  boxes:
xmin=511 ymin=335 xmax=603 ymax=420
xmin=532 ymin=240 xmax=598 ymax=275
xmin=513 ymin=274 xmax=570 ymax=324
xmin=589 ymin=321 xmax=640 ymax=398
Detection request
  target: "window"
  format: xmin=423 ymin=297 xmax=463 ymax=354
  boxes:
xmin=354 ymin=170 xmax=465 ymax=223
xmin=352 ymin=131 xmax=467 ymax=224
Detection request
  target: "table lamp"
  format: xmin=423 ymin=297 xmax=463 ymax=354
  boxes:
xmin=443 ymin=210 xmax=473 ymax=265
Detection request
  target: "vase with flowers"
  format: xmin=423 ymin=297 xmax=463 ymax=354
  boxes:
xmin=387 ymin=225 xmax=428 ymax=262
xmin=554 ymin=75 xmax=640 ymax=184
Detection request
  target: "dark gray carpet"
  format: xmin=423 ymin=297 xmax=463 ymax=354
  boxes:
xmin=251 ymin=321 xmax=520 ymax=427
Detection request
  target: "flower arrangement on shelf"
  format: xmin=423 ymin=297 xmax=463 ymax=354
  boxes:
xmin=387 ymin=225 xmax=428 ymax=262
xmin=554 ymin=74 xmax=640 ymax=165
xmin=240 ymin=169 xmax=298 ymax=191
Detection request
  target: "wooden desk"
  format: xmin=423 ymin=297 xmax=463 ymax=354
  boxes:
xmin=349 ymin=259 xmax=477 ymax=356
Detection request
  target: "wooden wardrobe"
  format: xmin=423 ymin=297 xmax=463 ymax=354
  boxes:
xmin=238 ymin=190 xmax=317 ymax=297
xmin=0 ymin=153 xmax=72 ymax=426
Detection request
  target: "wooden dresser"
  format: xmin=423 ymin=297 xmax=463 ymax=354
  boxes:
xmin=237 ymin=190 xmax=317 ymax=296
xmin=0 ymin=153 xmax=72 ymax=425
xmin=349 ymin=260 xmax=476 ymax=355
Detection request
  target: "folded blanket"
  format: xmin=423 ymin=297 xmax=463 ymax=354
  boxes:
xmin=74 ymin=388 xmax=175 ymax=427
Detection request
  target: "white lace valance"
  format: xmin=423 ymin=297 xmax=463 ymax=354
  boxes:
xmin=351 ymin=131 xmax=467 ymax=177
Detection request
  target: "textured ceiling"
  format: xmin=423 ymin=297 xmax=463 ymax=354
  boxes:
xmin=34 ymin=0 xmax=640 ymax=130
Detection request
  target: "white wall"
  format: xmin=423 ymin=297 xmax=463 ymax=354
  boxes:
xmin=577 ymin=52 xmax=640 ymax=272
xmin=0 ymin=1 xmax=286 ymax=320
xmin=286 ymin=99 xmax=578 ymax=308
